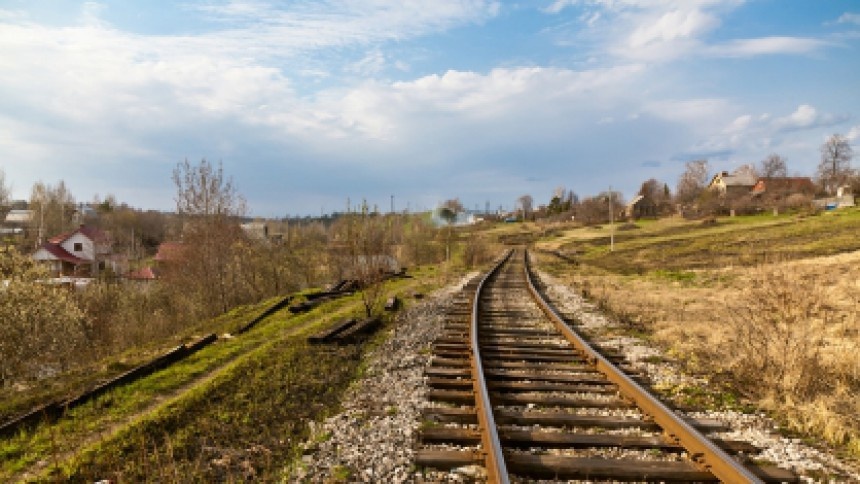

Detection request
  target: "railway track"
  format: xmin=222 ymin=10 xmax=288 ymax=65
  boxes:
xmin=416 ymin=248 xmax=798 ymax=483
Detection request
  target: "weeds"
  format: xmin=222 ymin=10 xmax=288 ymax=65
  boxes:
xmin=725 ymin=267 xmax=830 ymax=401
xmin=532 ymin=211 xmax=860 ymax=456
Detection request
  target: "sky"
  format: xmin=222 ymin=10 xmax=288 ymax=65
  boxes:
xmin=1 ymin=0 xmax=859 ymax=217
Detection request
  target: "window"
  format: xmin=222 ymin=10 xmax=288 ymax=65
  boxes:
xmin=74 ymin=242 xmax=83 ymax=252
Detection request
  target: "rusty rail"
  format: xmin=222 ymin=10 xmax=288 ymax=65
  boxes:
xmin=523 ymin=249 xmax=763 ymax=484
xmin=470 ymin=250 xmax=513 ymax=484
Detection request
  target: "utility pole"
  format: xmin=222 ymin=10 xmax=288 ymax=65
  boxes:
xmin=390 ymin=194 xmax=394 ymax=214
xmin=609 ymin=186 xmax=614 ymax=252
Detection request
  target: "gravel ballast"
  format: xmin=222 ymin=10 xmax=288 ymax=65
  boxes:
xmin=291 ymin=273 xmax=477 ymax=483
xmin=291 ymin=266 xmax=859 ymax=483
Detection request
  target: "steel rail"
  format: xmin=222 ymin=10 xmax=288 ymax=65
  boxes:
xmin=470 ymin=250 xmax=513 ymax=484
xmin=522 ymin=249 xmax=764 ymax=484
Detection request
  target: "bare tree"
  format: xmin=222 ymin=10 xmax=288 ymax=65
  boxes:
xmin=676 ymin=159 xmax=709 ymax=205
xmin=817 ymin=134 xmax=854 ymax=195
xmin=336 ymin=204 xmax=395 ymax=318
xmin=637 ymin=178 xmax=672 ymax=216
xmin=0 ymin=168 xmax=9 ymax=207
xmin=759 ymin=154 xmax=788 ymax=178
xmin=29 ymin=180 xmax=76 ymax=247
xmin=517 ymin=194 xmax=534 ymax=220
xmin=170 ymin=159 xmax=247 ymax=315
xmin=733 ymin=163 xmax=759 ymax=180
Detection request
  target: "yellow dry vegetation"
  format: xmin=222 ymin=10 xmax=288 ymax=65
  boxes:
xmin=532 ymin=213 xmax=860 ymax=457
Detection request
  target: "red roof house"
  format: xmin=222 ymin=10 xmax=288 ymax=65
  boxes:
xmin=33 ymin=225 xmax=113 ymax=277
xmin=126 ymin=266 xmax=158 ymax=281
xmin=751 ymin=177 xmax=816 ymax=197
xmin=154 ymin=241 xmax=185 ymax=263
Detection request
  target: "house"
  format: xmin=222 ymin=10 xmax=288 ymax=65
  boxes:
xmin=240 ymin=222 xmax=269 ymax=240
xmin=708 ymin=171 xmax=757 ymax=197
xmin=126 ymin=266 xmax=158 ymax=285
xmin=154 ymin=241 xmax=185 ymax=264
xmin=751 ymin=177 xmax=816 ymax=198
xmin=4 ymin=209 xmax=34 ymax=226
xmin=2 ymin=209 xmax=34 ymax=237
xmin=32 ymin=225 xmax=116 ymax=277
xmin=814 ymin=186 xmax=856 ymax=210
xmin=625 ymin=195 xmax=658 ymax=219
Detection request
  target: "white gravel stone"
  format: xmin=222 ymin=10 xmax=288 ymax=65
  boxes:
xmin=290 ymin=273 xmax=478 ymax=483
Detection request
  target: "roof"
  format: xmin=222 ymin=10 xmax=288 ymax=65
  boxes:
xmin=710 ymin=171 xmax=756 ymax=188
xmin=126 ymin=266 xmax=157 ymax=280
xmin=752 ymin=177 xmax=815 ymax=194
xmin=36 ymin=243 xmax=88 ymax=264
xmin=155 ymin=241 xmax=185 ymax=262
xmin=48 ymin=225 xmax=110 ymax=245
xmin=626 ymin=195 xmax=645 ymax=208
xmin=4 ymin=210 xmax=33 ymax=224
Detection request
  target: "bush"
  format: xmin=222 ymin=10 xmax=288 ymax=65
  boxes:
xmin=0 ymin=249 xmax=86 ymax=386
xmin=725 ymin=266 xmax=829 ymax=401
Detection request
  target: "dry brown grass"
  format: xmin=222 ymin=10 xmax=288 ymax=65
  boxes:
xmin=537 ymin=250 xmax=860 ymax=456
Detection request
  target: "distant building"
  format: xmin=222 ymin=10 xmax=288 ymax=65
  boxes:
xmin=240 ymin=222 xmax=269 ymax=240
xmin=814 ymin=186 xmax=856 ymax=210
xmin=708 ymin=171 xmax=757 ymax=197
xmin=625 ymin=195 xmax=658 ymax=219
xmin=32 ymin=225 xmax=120 ymax=277
xmin=126 ymin=266 xmax=158 ymax=284
xmin=154 ymin=241 xmax=186 ymax=264
xmin=4 ymin=209 xmax=34 ymax=226
xmin=751 ymin=177 xmax=816 ymax=197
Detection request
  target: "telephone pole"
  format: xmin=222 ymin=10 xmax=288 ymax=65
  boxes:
xmin=609 ymin=186 xmax=614 ymax=252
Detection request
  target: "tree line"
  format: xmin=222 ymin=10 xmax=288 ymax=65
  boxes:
xmin=516 ymin=133 xmax=856 ymax=224
xmin=0 ymin=160 xmax=494 ymax=388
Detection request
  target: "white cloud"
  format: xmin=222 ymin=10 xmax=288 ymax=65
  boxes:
xmin=777 ymin=104 xmax=818 ymax=129
xmin=643 ymin=98 xmax=731 ymax=124
xmin=724 ymin=114 xmax=752 ymax=134
xmin=845 ymin=125 xmax=860 ymax=141
xmin=541 ymin=1 xmax=836 ymax=64
xmin=837 ymin=13 xmax=860 ymax=25
xmin=686 ymin=104 xmax=852 ymax=167
xmin=543 ymin=0 xmax=577 ymax=15
xmin=346 ymin=49 xmax=386 ymax=76
xmin=580 ymin=11 xmax=601 ymax=26
xmin=628 ymin=8 xmax=718 ymax=49
xmin=709 ymin=36 xmax=828 ymax=57
xmin=774 ymin=104 xmax=847 ymax=131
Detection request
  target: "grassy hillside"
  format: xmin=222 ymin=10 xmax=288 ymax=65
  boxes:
xmin=1 ymin=266 xmax=447 ymax=482
xmin=530 ymin=208 xmax=860 ymax=457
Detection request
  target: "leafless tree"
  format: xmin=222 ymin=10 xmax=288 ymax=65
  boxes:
xmin=817 ymin=134 xmax=854 ymax=195
xmin=759 ymin=154 xmax=788 ymax=178
xmin=29 ymin=180 xmax=76 ymax=247
xmin=336 ymin=204 xmax=395 ymax=318
xmin=170 ymin=159 xmax=248 ymax=315
xmin=637 ymin=178 xmax=672 ymax=216
xmin=676 ymin=159 xmax=709 ymax=205
xmin=733 ymin=163 xmax=759 ymax=180
xmin=0 ymin=168 xmax=9 ymax=207
xmin=517 ymin=194 xmax=534 ymax=220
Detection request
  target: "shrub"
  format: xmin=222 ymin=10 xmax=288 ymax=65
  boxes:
xmin=724 ymin=266 xmax=830 ymax=401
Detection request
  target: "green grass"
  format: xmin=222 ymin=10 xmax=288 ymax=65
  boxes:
xmin=559 ymin=209 xmax=860 ymax=274
xmin=2 ymin=263 xmax=450 ymax=482
xmin=0 ymin=294 xmax=289 ymax=424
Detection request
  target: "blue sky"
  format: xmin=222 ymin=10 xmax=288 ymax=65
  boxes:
xmin=1 ymin=1 xmax=858 ymax=216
